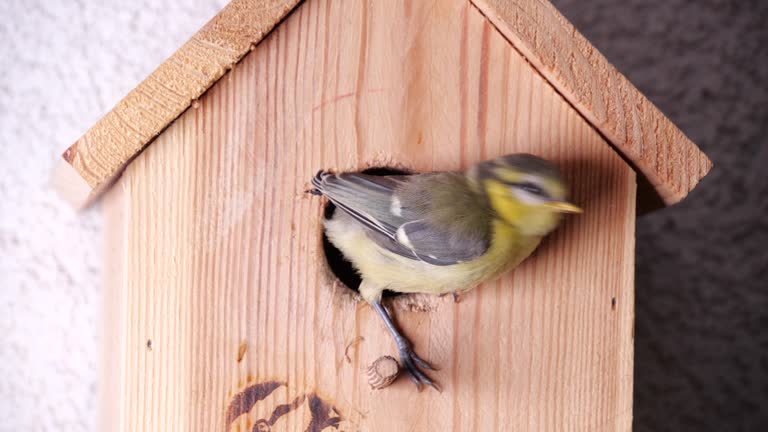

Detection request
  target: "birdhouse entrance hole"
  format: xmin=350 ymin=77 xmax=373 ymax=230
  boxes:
xmin=321 ymin=166 xmax=410 ymax=298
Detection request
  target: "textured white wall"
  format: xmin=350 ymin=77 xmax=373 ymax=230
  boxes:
xmin=0 ymin=1 xmax=225 ymax=430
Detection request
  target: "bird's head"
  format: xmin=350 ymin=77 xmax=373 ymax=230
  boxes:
xmin=468 ymin=154 xmax=581 ymax=236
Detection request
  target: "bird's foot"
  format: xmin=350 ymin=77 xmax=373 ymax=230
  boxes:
xmin=370 ymin=300 xmax=441 ymax=392
xmin=398 ymin=344 xmax=441 ymax=392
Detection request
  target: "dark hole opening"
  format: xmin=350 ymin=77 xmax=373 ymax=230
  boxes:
xmin=321 ymin=166 xmax=411 ymax=297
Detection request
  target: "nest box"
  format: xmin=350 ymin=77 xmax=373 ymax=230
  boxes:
xmin=53 ymin=0 xmax=710 ymax=430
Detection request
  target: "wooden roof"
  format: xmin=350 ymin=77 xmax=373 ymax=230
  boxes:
xmin=53 ymin=0 xmax=711 ymax=208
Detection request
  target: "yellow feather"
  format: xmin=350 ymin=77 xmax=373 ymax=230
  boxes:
xmin=325 ymin=211 xmax=541 ymax=303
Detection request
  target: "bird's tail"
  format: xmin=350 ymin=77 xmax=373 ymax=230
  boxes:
xmin=308 ymin=170 xmax=332 ymax=195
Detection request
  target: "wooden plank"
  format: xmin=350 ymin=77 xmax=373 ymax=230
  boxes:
xmin=470 ymin=0 xmax=712 ymax=205
xmin=103 ymin=0 xmax=636 ymax=430
xmin=53 ymin=0 xmax=302 ymax=208
xmin=102 ymin=172 xmax=129 ymax=432
xmin=55 ymin=0 xmax=708 ymax=211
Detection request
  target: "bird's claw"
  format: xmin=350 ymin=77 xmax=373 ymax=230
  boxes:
xmin=370 ymin=301 xmax=441 ymax=392
xmin=398 ymin=346 xmax=441 ymax=392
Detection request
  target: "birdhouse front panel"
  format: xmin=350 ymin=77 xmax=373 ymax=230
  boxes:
xmin=101 ymin=0 xmax=636 ymax=430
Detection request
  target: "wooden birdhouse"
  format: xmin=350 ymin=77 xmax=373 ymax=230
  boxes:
xmin=54 ymin=0 xmax=711 ymax=430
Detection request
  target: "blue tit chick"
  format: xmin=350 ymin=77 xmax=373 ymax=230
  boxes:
xmin=310 ymin=153 xmax=581 ymax=390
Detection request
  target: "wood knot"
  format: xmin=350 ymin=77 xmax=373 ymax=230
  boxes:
xmin=367 ymin=355 xmax=400 ymax=390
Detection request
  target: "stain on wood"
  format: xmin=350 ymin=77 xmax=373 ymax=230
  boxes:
xmin=226 ymin=381 xmax=284 ymax=427
xmin=306 ymin=395 xmax=343 ymax=432
xmin=237 ymin=341 xmax=248 ymax=363
xmin=225 ymin=380 xmax=344 ymax=432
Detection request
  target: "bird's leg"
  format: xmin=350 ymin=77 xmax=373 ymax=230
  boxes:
xmin=371 ymin=301 xmax=440 ymax=392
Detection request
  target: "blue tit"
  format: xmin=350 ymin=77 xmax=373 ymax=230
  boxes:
xmin=310 ymin=153 xmax=581 ymax=390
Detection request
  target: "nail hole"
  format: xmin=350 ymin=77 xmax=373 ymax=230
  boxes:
xmin=321 ymin=166 xmax=411 ymax=297
xmin=611 ymin=297 xmax=617 ymax=310
xmin=146 ymin=339 xmax=153 ymax=351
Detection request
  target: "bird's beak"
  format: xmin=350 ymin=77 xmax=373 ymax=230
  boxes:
xmin=546 ymin=201 xmax=583 ymax=214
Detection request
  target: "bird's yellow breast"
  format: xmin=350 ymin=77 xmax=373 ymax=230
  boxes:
xmin=324 ymin=212 xmax=541 ymax=303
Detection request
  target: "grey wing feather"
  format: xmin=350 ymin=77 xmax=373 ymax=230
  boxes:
xmin=312 ymin=172 xmax=405 ymax=238
xmin=312 ymin=171 xmax=489 ymax=266
xmin=397 ymin=220 xmax=487 ymax=266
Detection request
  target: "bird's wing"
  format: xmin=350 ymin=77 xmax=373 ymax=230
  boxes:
xmin=312 ymin=171 xmax=490 ymax=266
xmin=312 ymin=172 xmax=405 ymax=238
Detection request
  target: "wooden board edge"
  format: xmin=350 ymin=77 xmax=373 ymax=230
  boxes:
xmin=51 ymin=158 xmax=99 ymax=209
xmin=618 ymin=170 xmax=637 ymax=430
xmin=54 ymin=0 xmax=303 ymax=209
xmin=470 ymin=0 xmax=713 ymax=206
xmin=101 ymin=174 xmax=131 ymax=431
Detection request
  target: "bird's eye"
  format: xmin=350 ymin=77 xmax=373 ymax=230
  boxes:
xmin=516 ymin=182 xmax=545 ymax=197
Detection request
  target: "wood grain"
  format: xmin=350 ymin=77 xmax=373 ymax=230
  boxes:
xmin=103 ymin=0 xmax=636 ymax=430
xmin=471 ymin=0 xmax=712 ymax=205
xmin=102 ymin=170 xmax=129 ymax=432
xmin=53 ymin=0 xmax=302 ymax=208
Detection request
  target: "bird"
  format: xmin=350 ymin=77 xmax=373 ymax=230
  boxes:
xmin=309 ymin=153 xmax=581 ymax=391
